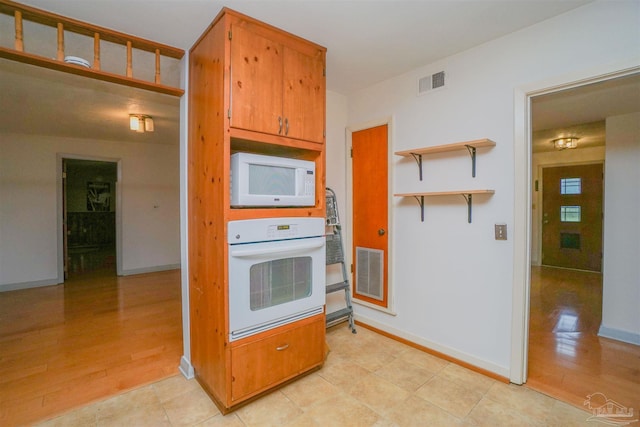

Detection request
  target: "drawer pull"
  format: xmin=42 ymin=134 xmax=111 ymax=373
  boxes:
xmin=276 ymin=344 xmax=289 ymax=351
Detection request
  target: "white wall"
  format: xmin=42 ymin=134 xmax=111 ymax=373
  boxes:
xmin=0 ymin=133 xmax=181 ymax=290
xmin=325 ymin=91 xmax=349 ymax=312
xmin=339 ymin=0 xmax=640 ymax=377
xmin=601 ymin=112 xmax=640 ymax=344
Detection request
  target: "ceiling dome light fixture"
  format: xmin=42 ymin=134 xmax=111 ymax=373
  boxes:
xmin=129 ymin=114 xmax=154 ymax=133
xmin=553 ymin=137 xmax=578 ymax=150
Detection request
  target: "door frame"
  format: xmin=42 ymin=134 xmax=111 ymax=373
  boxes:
xmin=345 ymin=116 xmax=396 ymax=315
xmin=510 ymin=62 xmax=640 ymax=384
xmin=57 ymin=154 xmax=123 ymax=280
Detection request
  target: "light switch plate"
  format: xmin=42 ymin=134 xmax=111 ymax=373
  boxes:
xmin=495 ymin=224 xmax=507 ymax=240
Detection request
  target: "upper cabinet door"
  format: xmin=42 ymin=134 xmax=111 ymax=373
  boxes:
xmin=229 ymin=25 xmax=283 ymax=136
xmin=282 ymin=47 xmax=325 ymax=143
xmin=229 ymin=22 xmax=325 ymax=143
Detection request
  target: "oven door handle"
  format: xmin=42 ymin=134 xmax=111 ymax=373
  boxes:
xmin=229 ymin=239 xmax=324 ymax=258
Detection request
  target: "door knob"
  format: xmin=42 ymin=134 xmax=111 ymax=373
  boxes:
xmin=378 ymin=228 xmax=385 ymax=236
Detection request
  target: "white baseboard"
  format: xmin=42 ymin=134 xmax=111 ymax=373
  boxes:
xmin=598 ymin=325 xmax=640 ymax=345
xmin=120 ymin=264 xmax=181 ymax=276
xmin=0 ymin=277 xmax=61 ymax=292
xmin=179 ymin=355 xmax=195 ymax=379
xmin=356 ymin=314 xmax=510 ymax=379
xmin=1 ymin=265 xmax=180 ymax=292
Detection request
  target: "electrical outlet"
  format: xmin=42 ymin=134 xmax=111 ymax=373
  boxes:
xmin=495 ymin=224 xmax=507 ymax=240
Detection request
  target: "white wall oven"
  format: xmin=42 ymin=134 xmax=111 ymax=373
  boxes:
xmin=227 ymin=217 xmax=326 ymax=341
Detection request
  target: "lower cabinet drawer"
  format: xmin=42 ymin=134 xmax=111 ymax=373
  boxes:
xmin=230 ymin=315 xmax=325 ymax=402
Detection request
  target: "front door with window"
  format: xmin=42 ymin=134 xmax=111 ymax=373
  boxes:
xmin=542 ymin=163 xmax=603 ymax=271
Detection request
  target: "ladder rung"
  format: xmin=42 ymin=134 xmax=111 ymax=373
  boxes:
xmin=326 ymin=308 xmax=352 ymax=324
xmin=326 ymin=281 xmax=349 ymax=294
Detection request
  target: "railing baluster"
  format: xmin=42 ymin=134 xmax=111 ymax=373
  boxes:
xmin=14 ymin=10 xmax=23 ymax=51
xmin=155 ymin=48 xmax=161 ymax=84
xmin=57 ymin=22 xmax=64 ymax=61
xmin=126 ymin=41 xmax=132 ymax=77
xmin=93 ymin=32 xmax=100 ymax=70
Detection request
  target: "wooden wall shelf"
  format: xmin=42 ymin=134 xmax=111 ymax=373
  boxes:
xmin=395 ymin=138 xmax=495 ymax=179
xmin=394 ymin=190 xmax=495 ymax=223
xmin=0 ymin=0 xmax=184 ymax=96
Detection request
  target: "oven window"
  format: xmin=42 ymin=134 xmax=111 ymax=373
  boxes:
xmin=249 ymin=256 xmax=312 ymax=310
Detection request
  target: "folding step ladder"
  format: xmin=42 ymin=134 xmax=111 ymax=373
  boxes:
xmin=325 ymin=187 xmax=356 ymax=333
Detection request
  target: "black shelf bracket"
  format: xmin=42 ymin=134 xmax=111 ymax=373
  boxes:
xmin=412 ymin=195 xmax=425 ymax=222
xmin=461 ymin=193 xmax=473 ymax=223
xmin=465 ymin=145 xmax=477 ymax=177
xmin=410 ymin=153 xmax=423 ymax=181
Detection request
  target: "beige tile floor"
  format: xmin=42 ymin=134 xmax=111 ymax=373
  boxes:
xmin=36 ymin=325 xmax=595 ymax=426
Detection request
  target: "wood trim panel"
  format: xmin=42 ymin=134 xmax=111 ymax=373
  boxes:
xmin=188 ymin=17 xmax=229 ymax=402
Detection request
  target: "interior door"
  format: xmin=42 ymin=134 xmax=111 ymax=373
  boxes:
xmin=352 ymin=124 xmax=388 ymax=307
xmin=542 ymin=163 xmax=603 ymax=271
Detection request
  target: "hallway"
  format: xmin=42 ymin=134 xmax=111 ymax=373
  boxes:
xmin=527 ymin=266 xmax=640 ymax=411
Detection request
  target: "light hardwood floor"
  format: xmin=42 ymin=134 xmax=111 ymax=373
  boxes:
xmin=527 ymin=265 xmax=640 ymax=412
xmin=0 ymin=269 xmax=182 ymax=426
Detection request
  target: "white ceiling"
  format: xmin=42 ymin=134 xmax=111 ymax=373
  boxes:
xmin=12 ymin=0 xmax=593 ymax=95
xmin=1 ymin=0 xmax=638 ymax=148
xmin=531 ymin=74 xmax=640 ymax=152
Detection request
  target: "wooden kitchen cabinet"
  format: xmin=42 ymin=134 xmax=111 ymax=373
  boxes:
xmin=188 ymin=7 xmax=327 ymax=414
xmin=229 ymin=21 xmax=325 ymax=143
xmin=230 ymin=314 xmax=325 ymax=402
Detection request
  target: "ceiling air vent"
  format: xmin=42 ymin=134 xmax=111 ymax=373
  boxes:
xmin=418 ymin=71 xmax=446 ymax=95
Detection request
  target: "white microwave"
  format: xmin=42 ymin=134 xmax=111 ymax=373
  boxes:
xmin=230 ymin=153 xmax=315 ymax=207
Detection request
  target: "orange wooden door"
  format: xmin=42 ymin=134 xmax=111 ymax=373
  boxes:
xmin=542 ymin=163 xmax=603 ymax=271
xmin=229 ymin=24 xmax=283 ymax=136
xmin=352 ymin=124 xmax=388 ymax=307
xmin=282 ymin=46 xmax=325 ymax=143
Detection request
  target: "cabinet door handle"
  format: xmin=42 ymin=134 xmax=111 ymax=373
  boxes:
xmin=278 ymin=116 xmax=283 ymax=134
xmin=284 ymin=117 xmax=289 ymax=135
xmin=276 ymin=344 xmax=289 ymax=351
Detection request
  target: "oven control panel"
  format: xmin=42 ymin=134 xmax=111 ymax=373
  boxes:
xmin=267 ymin=224 xmax=299 ymax=239
xmin=228 ymin=217 xmax=325 ymax=244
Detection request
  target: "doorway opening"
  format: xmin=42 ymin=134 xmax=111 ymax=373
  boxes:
xmin=61 ymin=157 xmax=119 ymax=279
xmin=522 ymin=73 xmax=640 ymax=409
